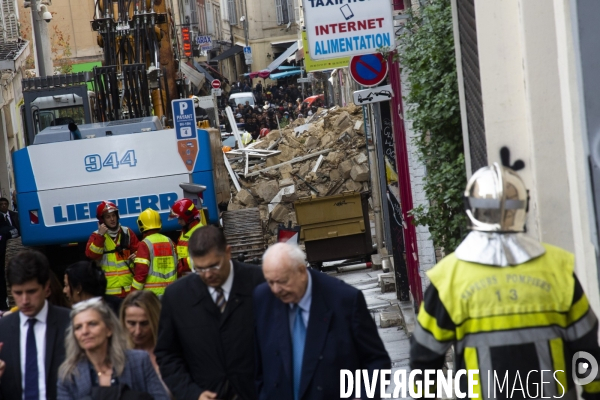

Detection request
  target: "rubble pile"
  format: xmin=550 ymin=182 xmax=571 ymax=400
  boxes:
xmin=225 ymin=103 xmax=370 ymax=244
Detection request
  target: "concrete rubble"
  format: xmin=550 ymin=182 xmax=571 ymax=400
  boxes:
xmin=224 ymin=104 xmax=370 ymax=244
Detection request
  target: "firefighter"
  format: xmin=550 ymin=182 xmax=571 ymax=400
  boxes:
xmin=85 ymin=201 xmax=139 ymax=298
xmin=131 ymin=208 xmax=177 ymax=296
xmin=410 ymin=163 xmax=600 ymax=399
xmin=170 ymin=199 xmax=204 ymax=276
xmin=241 ymin=130 xmax=253 ymax=147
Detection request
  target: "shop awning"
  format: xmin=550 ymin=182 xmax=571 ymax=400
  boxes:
xmin=266 ymin=41 xmax=299 ymax=72
xmin=277 ymin=66 xmax=300 ymax=70
xmin=193 ymin=60 xmax=215 ymax=82
xmin=269 ymin=69 xmax=302 ymax=79
xmin=247 ymin=70 xmax=272 ymax=79
xmin=181 ymin=62 xmax=205 ymax=88
xmin=201 ymin=63 xmax=226 ymax=80
xmin=271 ymin=40 xmax=296 ymax=47
xmin=211 ymin=45 xmax=243 ymax=62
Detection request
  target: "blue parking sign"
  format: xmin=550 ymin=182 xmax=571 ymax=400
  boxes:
xmin=244 ymin=46 xmax=252 ymax=55
xmin=171 ymin=99 xmax=197 ymax=140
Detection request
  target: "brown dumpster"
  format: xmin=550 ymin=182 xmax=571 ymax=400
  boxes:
xmin=294 ymin=192 xmax=373 ymax=266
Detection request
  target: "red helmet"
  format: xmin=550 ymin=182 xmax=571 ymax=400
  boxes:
xmin=169 ymin=198 xmax=199 ymax=224
xmin=96 ymin=201 xmax=119 ymax=223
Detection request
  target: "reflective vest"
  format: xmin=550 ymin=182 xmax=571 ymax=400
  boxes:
xmin=132 ymin=233 xmax=177 ymax=296
xmin=98 ymin=227 xmax=133 ymax=296
xmin=412 ymin=244 xmax=599 ymax=399
xmin=177 ymin=222 xmax=203 ymax=270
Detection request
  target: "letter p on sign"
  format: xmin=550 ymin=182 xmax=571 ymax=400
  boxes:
xmin=179 ymin=102 xmax=188 ymax=114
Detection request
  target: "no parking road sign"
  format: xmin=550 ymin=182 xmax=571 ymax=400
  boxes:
xmin=349 ymin=53 xmax=388 ymax=87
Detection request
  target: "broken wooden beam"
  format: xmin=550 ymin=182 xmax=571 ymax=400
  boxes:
xmin=244 ymin=149 xmax=332 ymax=178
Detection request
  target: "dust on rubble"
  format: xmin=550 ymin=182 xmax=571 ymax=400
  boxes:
xmin=224 ymin=103 xmax=371 ymax=245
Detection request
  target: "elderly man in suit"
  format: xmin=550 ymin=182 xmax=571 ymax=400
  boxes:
xmin=156 ymin=225 xmax=264 ymax=400
xmin=0 ymin=250 xmax=70 ymax=400
xmin=254 ymin=243 xmax=391 ymax=400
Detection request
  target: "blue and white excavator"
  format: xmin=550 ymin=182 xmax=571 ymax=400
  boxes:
xmin=10 ymin=0 xmax=228 ymax=268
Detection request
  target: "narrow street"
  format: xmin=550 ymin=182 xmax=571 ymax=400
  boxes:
xmin=335 ymin=267 xmax=411 ymax=398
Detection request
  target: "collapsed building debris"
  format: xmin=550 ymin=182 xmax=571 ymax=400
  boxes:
xmin=223 ymin=103 xmax=371 ymax=244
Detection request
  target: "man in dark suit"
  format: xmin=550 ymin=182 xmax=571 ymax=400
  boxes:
xmin=0 ymin=196 xmax=20 ymax=309
xmin=254 ymin=243 xmax=391 ymax=400
xmin=0 ymin=250 xmax=70 ymax=400
xmin=156 ymin=225 xmax=264 ymax=400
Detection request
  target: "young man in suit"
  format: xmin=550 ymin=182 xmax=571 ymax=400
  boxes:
xmin=0 ymin=197 xmax=19 ymax=233
xmin=156 ymin=226 xmax=264 ymax=400
xmin=0 ymin=196 xmax=20 ymax=309
xmin=0 ymin=250 xmax=70 ymax=400
xmin=254 ymin=243 xmax=391 ymax=400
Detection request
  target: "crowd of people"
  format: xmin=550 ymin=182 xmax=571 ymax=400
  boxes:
xmin=0 ymin=195 xmax=391 ymax=400
xmin=219 ymin=80 xmax=325 ymax=141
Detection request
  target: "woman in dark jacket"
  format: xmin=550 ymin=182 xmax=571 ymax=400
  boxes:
xmin=57 ymin=297 xmax=169 ymax=400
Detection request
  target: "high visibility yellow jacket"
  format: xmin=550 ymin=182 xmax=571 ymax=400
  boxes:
xmin=132 ymin=233 xmax=177 ymax=296
xmin=176 ymin=222 xmax=203 ymax=272
xmin=411 ymin=244 xmax=600 ymax=400
xmin=86 ymin=227 xmax=137 ymax=297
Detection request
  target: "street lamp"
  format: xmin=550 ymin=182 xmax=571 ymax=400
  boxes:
xmin=27 ymin=0 xmax=53 ymax=76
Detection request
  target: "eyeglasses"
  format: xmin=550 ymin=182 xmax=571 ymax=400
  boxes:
xmin=193 ymin=259 xmax=223 ymax=275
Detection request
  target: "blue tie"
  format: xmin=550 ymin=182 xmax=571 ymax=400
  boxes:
xmin=24 ymin=318 xmax=39 ymax=400
xmin=292 ymin=305 xmax=306 ymax=400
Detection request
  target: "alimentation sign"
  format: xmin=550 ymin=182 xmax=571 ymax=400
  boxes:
xmin=302 ymin=0 xmax=395 ymax=60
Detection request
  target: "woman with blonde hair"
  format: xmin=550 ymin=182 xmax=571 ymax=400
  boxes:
xmin=57 ymin=297 xmax=168 ymax=400
xmin=119 ymin=291 xmax=162 ymax=373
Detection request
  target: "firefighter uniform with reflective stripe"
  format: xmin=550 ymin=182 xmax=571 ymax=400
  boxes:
xmin=85 ymin=227 xmax=139 ymax=297
xmin=176 ymin=221 xmax=203 ymax=275
xmin=132 ymin=232 xmax=177 ymax=296
xmin=410 ymin=244 xmax=600 ymax=400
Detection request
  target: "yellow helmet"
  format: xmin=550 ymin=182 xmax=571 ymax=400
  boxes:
xmin=137 ymin=208 xmax=162 ymax=233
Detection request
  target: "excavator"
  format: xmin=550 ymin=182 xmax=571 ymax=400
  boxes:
xmin=10 ymin=0 xmax=236 ymax=277
xmin=21 ymin=0 xmax=181 ymax=145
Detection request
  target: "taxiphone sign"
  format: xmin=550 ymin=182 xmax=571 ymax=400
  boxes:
xmin=302 ymin=0 xmax=395 ymax=59
xmin=339 ymin=368 xmax=570 ymax=398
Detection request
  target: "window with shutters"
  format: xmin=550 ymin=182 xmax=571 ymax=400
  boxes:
xmin=189 ymin=0 xmax=199 ymax=26
xmin=0 ymin=0 xmax=19 ymax=42
xmin=220 ymin=0 xmax=228 ymax=23
xmin=214 ymin=6 xmax=222 ymax=40
xmin=228 ymin=0 xmax=236 ymax=25
xmin=275 ymin=0 xmax=293 ymax=25
xmin=294 ymin=0 xmax=300 ymax=24
xmin=286 ymin=0 xmax=294 ymax=24
xmin=197 ymin=0 xmax=207 ymax=34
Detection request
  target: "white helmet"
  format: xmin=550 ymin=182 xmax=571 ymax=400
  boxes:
xmin=464 ymin=163 xmax=528 ymax=232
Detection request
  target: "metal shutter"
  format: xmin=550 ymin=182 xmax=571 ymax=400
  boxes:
xmin=0 ymin=0 xmax=18 ymax=42
xmin=456 ymin=0 xmax=487 ymax=172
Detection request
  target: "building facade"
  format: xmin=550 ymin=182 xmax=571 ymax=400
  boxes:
xmin=451 ymin=0 xmax=600 ymax=316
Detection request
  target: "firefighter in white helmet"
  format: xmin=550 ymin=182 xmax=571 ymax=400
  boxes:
xmin=410 ymin=163 xmax=600 ymax=399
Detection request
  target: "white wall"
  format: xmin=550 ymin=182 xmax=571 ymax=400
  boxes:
xmin=461 ymin=0 xmax=600 ymax=313
xmin=400 ymin=68 xmax=436 ymax=289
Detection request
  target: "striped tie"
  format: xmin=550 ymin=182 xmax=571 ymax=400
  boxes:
xmin=214 ymin=286 xmax=226 ymax=313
